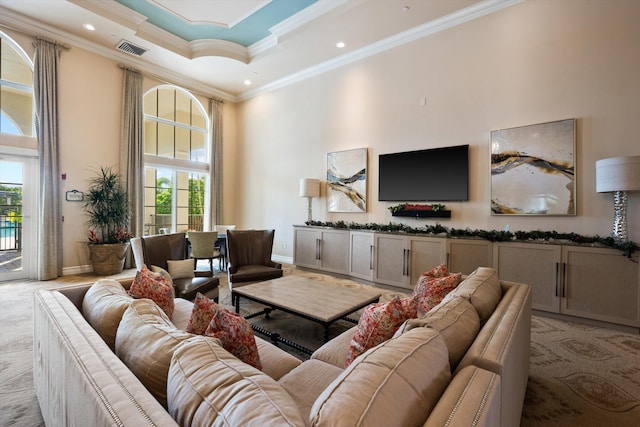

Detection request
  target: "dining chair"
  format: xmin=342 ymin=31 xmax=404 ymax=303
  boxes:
xmin=188 ymin=231 xmax=222 ymax=273
xmin=214 ymin=225 xmax=236 ymax=270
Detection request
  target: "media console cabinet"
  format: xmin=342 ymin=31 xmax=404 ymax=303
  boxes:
xmin=293 ymin=225 xmax=640 ymax=332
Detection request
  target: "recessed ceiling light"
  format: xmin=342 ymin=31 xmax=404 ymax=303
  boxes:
xmin=402 ymin=6 xmax=410 ymax=12
xmin=83 ymin=23 xmax=95 ymax=31
xmin=336 ymin=41 xmax=346 ymax=48
xmin=244 ymin=80 xmax=252 ymax=86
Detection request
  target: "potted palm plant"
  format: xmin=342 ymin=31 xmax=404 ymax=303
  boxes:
xmin=83 ymin=166 xmax=132 ymax=275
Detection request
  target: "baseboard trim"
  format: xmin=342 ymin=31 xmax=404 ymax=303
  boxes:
xmin=62 ymin=265 xmax=93 ymax=276
xmin=272 ymin=255 xmax=293 ymax=265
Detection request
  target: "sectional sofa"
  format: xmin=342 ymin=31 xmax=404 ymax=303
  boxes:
xmin=33 ymin=267 xmax=531 ymax=426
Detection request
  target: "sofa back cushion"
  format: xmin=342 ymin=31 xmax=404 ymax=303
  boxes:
xmin=167 ymin=336 xmax=305 ymax=427
xmin=310 ymin=327 xmax=451 ymax=427
xmin=115 ymin=299 xmax=194 ymax=407
xmin=396 ymin=296 xmax=480 ymax=369
xmin=82 ymin=279 xmax=133 ymax=350
xmin=442 ymin=267 xmax=501 ymax=322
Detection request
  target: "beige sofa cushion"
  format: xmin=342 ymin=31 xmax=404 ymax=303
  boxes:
xmin=81 ymin=279 xmax=133 ymax=350
xmin=311 ymin=326 xmax=356 ymax=369
xmin=397 ymin=296 xmax=480 ymax=369
xmin=310 ymin=327 xmax=451 ymax=427
xmin=167 ymin=336 xmax=305 ymax=427
xmin=423 ymin=366 xmax=501 ymax=427
xmin=255 ymin=336 xmax=303 ymax=380
xmin=162 ymin=295 xmax=301 ymax=381
xmin=169 ymin=297 xmax=195 ymax=330
xmin=278 ymin=359 xmax=344 ymax=421
xmin=443 ymin=267 xmax=501 ymax=322
xmin=115 ymin=299 xmax=195 ymax=407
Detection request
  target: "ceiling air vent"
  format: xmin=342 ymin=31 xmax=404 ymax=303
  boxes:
xmin=116 ymin=40 xmax=148 ymax=57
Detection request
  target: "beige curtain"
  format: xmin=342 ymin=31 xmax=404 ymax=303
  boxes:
xmin=209 ymin=98 xmax=223 ymax=227
xmin=120 ymin=68 xmax=144 ymax=268
xmin=120 ymin=68 xmax=144 ymax=238
xmin=33 ymin=38 xmax=63 ymax=280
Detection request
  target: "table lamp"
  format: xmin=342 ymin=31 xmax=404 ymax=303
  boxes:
xmin=300 ymin=178 xmax=320 ymax=222
xmin=595 ymin=155 xmax=640 ymax=242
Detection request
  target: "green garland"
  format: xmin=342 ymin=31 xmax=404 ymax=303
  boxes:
xmin=304 ymin=220 xmax=639 ymax=258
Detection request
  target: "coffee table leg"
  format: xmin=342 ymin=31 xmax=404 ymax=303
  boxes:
xmin=323 ymin=323 xmax=330 ymax=343
xmin=233 ymin=293 xmax=240 ymax=313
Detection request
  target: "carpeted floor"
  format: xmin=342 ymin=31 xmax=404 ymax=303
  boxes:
xmin=1 ymin=266 xmax=639 ymax=426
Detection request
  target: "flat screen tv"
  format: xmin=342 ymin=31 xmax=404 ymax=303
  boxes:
xmin=378 ymin=144 xmax=469 ymax=201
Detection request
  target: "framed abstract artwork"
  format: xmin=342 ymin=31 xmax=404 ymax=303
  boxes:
xmin=327 ymin=148 xmax=367 ymax=212
xmin=491 ymin=118 xmax=576 ymax=215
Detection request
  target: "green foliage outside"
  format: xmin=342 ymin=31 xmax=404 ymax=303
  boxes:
xmin=0 ymin=184 xmax=23 ymax=223
xmin=153 ymin=175 xmax=205 ymax=230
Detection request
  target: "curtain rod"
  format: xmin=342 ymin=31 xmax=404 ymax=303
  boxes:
xmin=35 ymin=35 xmax=71 ymax=50
xmin=117 ymin=63 xmax=224 ymax=103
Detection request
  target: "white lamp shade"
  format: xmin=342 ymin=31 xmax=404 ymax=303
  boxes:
xmin=300 ymin=178 xmax=320 ymax=198
xmin=596 ymin=156 xmax=640 ymax=193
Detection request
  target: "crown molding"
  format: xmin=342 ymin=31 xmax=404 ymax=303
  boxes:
xmin=68 ymin=0 xmax=147 ymax=29
xmin=0 ymin=6 xmax=238 ymax=102
xmin=268 ymin=0 xmax=349 ymax=41
xmin=249 ymin=0 xmax=351 ymax=57
xmin=1 ymin=0 xmax=523 ymax=102
xmin=238 ymin=0 xmax=524 ymax=101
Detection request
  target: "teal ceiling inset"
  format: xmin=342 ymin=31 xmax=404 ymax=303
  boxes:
xmin=115 ymin=0 xmax=318 ymax=46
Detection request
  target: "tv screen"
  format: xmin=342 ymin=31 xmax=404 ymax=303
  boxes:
xmin=378 ymin=144 xmax=469 ymax=201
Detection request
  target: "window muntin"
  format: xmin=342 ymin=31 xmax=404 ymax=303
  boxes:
xmin=0 ymin=35 xmax=34 ymax=138
xmin=143 ymin=85 xmax=209 ymax=234
xmin=143 ymin=167 xmax=206 ymax=234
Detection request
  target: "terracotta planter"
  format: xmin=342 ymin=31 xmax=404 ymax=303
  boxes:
xmin=88 ymin=242 xmax=130 ymax=275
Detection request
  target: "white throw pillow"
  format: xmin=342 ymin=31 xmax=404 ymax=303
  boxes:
xmin=167 ymin=259 xmax=195 ymax=279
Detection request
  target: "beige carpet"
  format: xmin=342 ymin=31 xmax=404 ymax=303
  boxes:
xmin=1 ymin=266 xmax=639 ymax=426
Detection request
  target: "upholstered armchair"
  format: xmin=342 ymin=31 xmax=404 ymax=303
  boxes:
xmin=131 ymin=232 xmax=219 ymax=301
xmin=226 ymin=229 xmax=283 ymax=292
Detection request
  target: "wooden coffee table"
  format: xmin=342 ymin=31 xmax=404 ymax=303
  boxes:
xmin=232 ymin=276 xmax=382 ymax=354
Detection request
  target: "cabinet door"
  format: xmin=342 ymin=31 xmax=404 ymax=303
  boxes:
xmin=447 ymin=239 xmax=493 ymax=275
xmin=350 ymin=231 xmax=374 ymax=281
xmin=374 ymin=234 xmax=410 ymax=288
xmin=293 ymin=228 xmax=320 ymax=269
xmin=562 ymin=246 xmax=640 ymax=327
xmin=493 ymin=242 xmax=561 ymax=312
xmin=318 ymin=230 xmax=349 ymax=275
xmin=409 ymin=237 xmax=447 ymax=286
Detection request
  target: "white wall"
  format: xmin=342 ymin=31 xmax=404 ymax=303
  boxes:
xmin=236 ymin=0 xmax=640 ymax=259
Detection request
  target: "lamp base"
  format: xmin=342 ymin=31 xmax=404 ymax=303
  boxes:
xmin=306 ymin=197 xmax=313 ymax=223
xmin=612 ymin=190 xmax=628 ymax=243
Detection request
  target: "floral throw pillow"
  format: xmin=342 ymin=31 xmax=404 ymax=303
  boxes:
xmin=204 ymin=303 xmax=262 ymax=370
xmin=414 ymin=272 xmax=462 ymax=315
xmin=421 ymin=263 xmax=450 ymax=279
xmin=185 ymin=292 xmax=218 ymax=335
xmin=346 ymin=296 xmax=418 ymax=367
xmin=129 ymin=264 xmax=175 ymax=318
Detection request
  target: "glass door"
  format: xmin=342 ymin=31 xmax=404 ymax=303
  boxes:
xmin=0 ymin=157 xmax=36 ymax=281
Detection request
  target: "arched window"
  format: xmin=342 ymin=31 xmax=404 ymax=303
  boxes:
xmin=143 ymin=85 xmax=209 ymax=234
xmin=1 ymin=31 xmax=36 ymax=149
